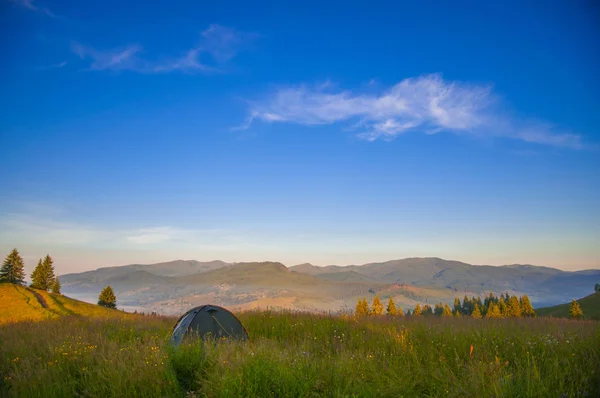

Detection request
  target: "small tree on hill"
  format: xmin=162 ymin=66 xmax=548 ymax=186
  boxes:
xmin=442 ymin=303 xmax=453 ymax=317
xmin=568 ymin=299 xmax=583 ymax=320
xmin=413 ymin=304 xmax=422 ymax=316
xmin=386 ymin=296 xmax=397 ymax=316
xmin=42 ymin=255 xmax=55 ymax=289
xmin=355 ymin=297 xmax=370 ymax=316
xmin=471 ymin=303 xmax=482 ymax=319
xmin=595 ymin=283 xmax=600 ymax=293
xmin=0 ymin=249 xmax=26 ymax=285
xmin=51 ymin=277 xmax=61 ymax=294
xmin=30 ymin=259 xmax=46 ymax=290
xmin=98 ymin=285 xmax=117 ymax=309
xmin=520 ymin=295 xmax=535 ymax=317
xmin=371 ymin=295 xmax=384 ymax=315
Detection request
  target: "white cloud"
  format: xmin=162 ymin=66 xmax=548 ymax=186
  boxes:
xmin=242 ymin=74 xmax=583 ymax=148
xmin=10 ymin=0 xmax=55 ymax=17
xmin=71 ymin=24 xmax=256 ymax=74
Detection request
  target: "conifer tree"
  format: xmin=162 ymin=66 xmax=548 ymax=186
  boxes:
xmin=442 ymin=303 xmax=453 ymax=316
xmin=98 ymin=285 xmax=117 ymax=309
xmin=386 ymin=296 xmax=397 ymax=316
xmin=0 ymin=249 xmax=26 ymax=285
xmin=397 ymin=305 xmax=404 ymax=316
xmin=42 ymin=255 xmax=55 ymax=290
xmin=371 ymin=295 xmax=384 ymax=315
xmin=453 ymin=297 xmax=462 ymax=314
xmin=51 ymin=277 xmax=61 ymax=294
xmin=406 ymin=309 xmax=412 ymax=316
xmin=568 ymin=299 xmax=583 ymax=320
xmin=507 ymin=296 xmax=522 ymax=317
xmin=413 ymin=304 xmax=422 ymax=316
xmin=498 ymin=297 xmax=508 ymax=317
xmin=485 ymin=302 xmax=502 ymax=318
xmin=519 ymin=295 xmax=535 ymax=317
xmin=434 ymin=302 xmax=444 ymax=316
xmin=453 ymin=309 xmax=462 ymax=317
xmin=471 ymin=303 xmax=482 ymax=318
xmin=462 ymin=295 xmax=471 ymax=315
xmin=355 ymin=297 xmax=370 ymax=316
xmin=30 ymin=259 xmax=46 ymax=290
xmin=423 ymin=304 xmax=433 ymax=316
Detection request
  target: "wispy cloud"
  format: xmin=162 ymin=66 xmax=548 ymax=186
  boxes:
xmin=10 ymin=0 xmax=55 ymax=17
xmin=34 ymin=61 xmax=67 ymax=70
xmin=241 ymin=74 xmax=583 ymax=148
xmin=72 ymin=24 xmax=255 ymax=74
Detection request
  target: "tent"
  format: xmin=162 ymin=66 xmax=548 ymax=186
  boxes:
xmin=169 ymin=305 xmax=249 ymax=346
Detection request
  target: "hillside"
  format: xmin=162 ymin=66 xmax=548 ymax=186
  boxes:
xmin=536 ymin=292 xmax=600 ymax=320
xmin=0 ymin=283 xmax=129 ymax=324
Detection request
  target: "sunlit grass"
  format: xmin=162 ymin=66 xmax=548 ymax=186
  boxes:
xmin=1 ymin=309 xmax=598 ymax=397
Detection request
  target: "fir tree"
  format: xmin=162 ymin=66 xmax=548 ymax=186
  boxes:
xmin=498 ymin=297 xmax=508 ymax=317
xmin=42 ymin=255 xmax=56 ymax=290
xmin=453 ymin=309 xmax=462 ymax=317
xmin=396 ymin=305 xmax=404 ymax=316
xmin=371 ymin=295 xmax=384 ymax=315
xmin=98 ymin=285 xmax=117 ymax=309
xmin=30 ymin=259 xmax=46 ymax=290
xmin=386 ymin=296 xmax=397 ymax=316
xmin=462 ymin=295 xmax=471 ymax=315
xmin=413 ymin=304 xmax=422 ymax=316
xmin=0 ymin=249 xmax=26 ymax=285
xmin=568 ymin=299 xmax=583 ymax=320
xmin=471 ymin=303 xmax=482 ymax=318
xmin=507 ymin=296 xmax=522 ymax=317
xmin=422 ymin=304 xmax=433 ymax=316
xmin=485 ymin=302 xmax=502 ymax=318
xmin=51 ymin=277 xmax=61 ymax=294
xmin=453 ymin=297 xmax=462 ymax=314
xmin=434 ymin=302 xmax=444 ymax=316
xmin=405 ymin=309 xmax=412 ymax=316
xmin=520 ymin=295 xmax=535 ymax=317
xmin=355 ymin=297 xmax=370 ymax=316
xmin=442 ymin=303 xmax=453 ymax=316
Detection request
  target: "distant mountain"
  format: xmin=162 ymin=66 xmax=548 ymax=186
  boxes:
xmin=60 ymin=257 xmax=600 ymax=315
xmin=536 ymin=292 xmax=600 ymax=320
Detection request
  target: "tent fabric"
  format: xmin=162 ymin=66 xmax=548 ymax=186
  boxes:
xmin=170 ymin=305 xmax=249 ymax=346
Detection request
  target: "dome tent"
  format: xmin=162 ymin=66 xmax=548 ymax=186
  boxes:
xmin=170 ymin=305 xmax=249 ymax=346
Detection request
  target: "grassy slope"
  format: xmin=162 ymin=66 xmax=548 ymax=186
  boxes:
xmin=536 ymin=292 xmax=600 ymax=320
xmin=0 ymin=283 xmax=128 ymax=324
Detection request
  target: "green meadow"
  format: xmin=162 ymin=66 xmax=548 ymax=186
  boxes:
xmin=1 ymin=310 xmax=599 ymax=397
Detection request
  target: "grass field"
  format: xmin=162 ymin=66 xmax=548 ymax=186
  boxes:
xmin=1 ymin=309 xmax=599 ymax=397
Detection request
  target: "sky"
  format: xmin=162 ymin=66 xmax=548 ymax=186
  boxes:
xmin=1 ymin=0 xmax=599 ymax=275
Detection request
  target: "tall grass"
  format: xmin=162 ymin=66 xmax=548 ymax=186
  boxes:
xmin=1 ymin=311 xmax=598 ymax=397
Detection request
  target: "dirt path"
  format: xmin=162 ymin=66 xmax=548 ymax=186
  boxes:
xmin=27 ymin=288 xmax=49 ymax=309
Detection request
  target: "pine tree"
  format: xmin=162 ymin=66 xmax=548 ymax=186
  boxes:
xmin=453 ymin=297 xmax=462 ymax=314
xmin=442 ymin=303 xmax=453 ymax=316
xmin=434 ymin=302 xmax=444 ymax=316
xmin=507 ymin=296 xmax=522 ymax=317
xmin=453 ymin=309 xmax=462 ymax=317
xmin=98 ymin=285 xmax=117 ymax=309
xmin=423 ymin=304 xmax=433 ymax=316
xmin=413 ymin=304 xmax=422 ymax=316
xmin=51 ymin=277 xmax=61 ymax=294
xmin=485 ymin=302 xmax=502 ymax=318
xmin=498 ymin=297 xmax=508 ymax=317
xmin=355 ymin=297 xmax=370 ymax=316
xmin=471 ymin=303 xmax=482 ymax=318
xmin=397 ymin=305 xmax=404 ymax=316
xmin=568 ymin=299 xmax=583 ymax=320
xmin=386 ymin=296 xmax=397 ymax=316
xmin=30 ymin=259 xmax=45 ymax=290
xmin=42 ymin=255 xmax=55 ymax=290
xmin=519 ymin=295 xmax=535 ymax=317
xmin=371 ymin=295 xmax=384 ymax=315
xmin=0 ymin=249 xmax=26 ymax=285
xmin=462 ymin=295 xmax=471 ymax=315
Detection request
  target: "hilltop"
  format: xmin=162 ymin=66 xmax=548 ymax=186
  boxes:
xmin=0 ymin=283 xmax=129 ymax=324
xmin=536 ymin=292 xmax=600 ymax=320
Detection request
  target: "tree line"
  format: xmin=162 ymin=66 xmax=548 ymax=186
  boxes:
xmin=356 ymin=292 xmax=537 ymax=318
xmin=1 ymin=248 xmax=117 ymax=309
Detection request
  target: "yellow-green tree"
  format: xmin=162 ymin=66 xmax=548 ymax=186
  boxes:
xmin=498 ymin=297 xmax=508 ymax=317
xmin=520 ymin=295 xmax=535 ymax=317
xmin=507 ymin=296 xmax=522 ymax=317
xmin=51 ymin=277 xmax=61 ymax=294
xmin=386 ymin=296 xmax=397 ymax=315
xmin=98 ymin=285 xmax=117 ymax=309
xmin=485 ymin=302 xmax=502 ymax=318
xmin=568 ymin=299 xmax=583 ymax=320
xmin=355 ymin=297 xmax=370 ymax=316
xmin=413 ymin=304 xmax=422 ymax=316
xmin=397 ymin=305 xmax=404 ymax=316
xmin=442 ymin=303 xmax=453 ymax=316
xmin=471 ymin=303 xmax=482 ymax=319
xmin=371 ymin=295 xmax=384 ymax=315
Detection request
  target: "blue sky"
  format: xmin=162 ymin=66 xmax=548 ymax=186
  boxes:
xmin=1 ymin=0 xmax=599 ymax=274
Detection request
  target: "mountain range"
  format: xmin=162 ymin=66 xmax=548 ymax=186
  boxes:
xmin=60 ymin=258 xmax=600 ymax=315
